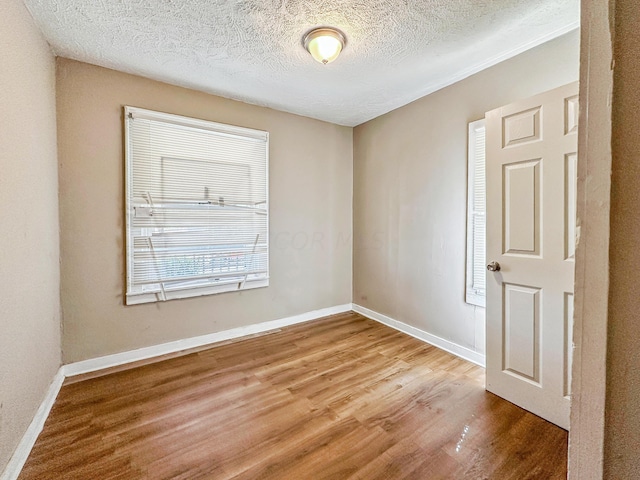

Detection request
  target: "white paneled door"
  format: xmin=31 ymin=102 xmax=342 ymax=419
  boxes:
xmin=485 ymin=82 xmax=578 ymax=430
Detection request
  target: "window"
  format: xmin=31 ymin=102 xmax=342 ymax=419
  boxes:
xmin=125 ymin=107 xmax=269 ymax=305
xmin=466 ymin=119 xmax=486 ymax=307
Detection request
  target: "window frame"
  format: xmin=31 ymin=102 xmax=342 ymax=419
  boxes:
xmin=466 ymin=118 xmax=486 ymax=308
xmin=124 ymin=106 xmax=269 ymax=305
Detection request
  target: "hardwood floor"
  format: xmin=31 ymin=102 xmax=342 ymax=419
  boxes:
xmin=19 ymin=312 xmax=568 ymax=479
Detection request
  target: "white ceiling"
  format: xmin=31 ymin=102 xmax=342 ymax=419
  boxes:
xmin=24 ymin=0 xmax=579 ymax=126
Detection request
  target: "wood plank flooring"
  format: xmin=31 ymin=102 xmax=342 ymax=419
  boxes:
xmin=19 ymin=312 xmax=568 ymax=479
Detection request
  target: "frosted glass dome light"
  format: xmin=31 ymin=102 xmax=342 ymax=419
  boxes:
xmin=303 ymin=27 xmax=346 ymax=65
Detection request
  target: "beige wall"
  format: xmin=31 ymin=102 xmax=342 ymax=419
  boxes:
xmin=56 ymin=59 xmax=353 ymax=363
xmin=353 ymin=31 xmax=580 ymax=353
xmin=604 ymin=0 xmax=640 ymax=475
xmin=0 ymin=0 xmax=61 ymax=472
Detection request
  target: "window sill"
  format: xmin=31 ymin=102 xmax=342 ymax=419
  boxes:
xmin=126 ymin=278 xmax=269 ymax=305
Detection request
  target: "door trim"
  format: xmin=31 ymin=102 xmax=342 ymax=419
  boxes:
xmin=568 ymin=0 xmax=614 ymax=477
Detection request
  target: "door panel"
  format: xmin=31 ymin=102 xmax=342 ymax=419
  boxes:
xmin=565 ymin=95 xmax=579 ymax=135
xmin=502 ymin=106 xmax=542 ymax=147
xmin=486 ymin=82 xmax=578 ymax=430
xmin=564 ymin=292 xmax=574 ymax=398
xmin=503 ymin=160 xmax=540 ymax=255
xmin=565 ymin=152 xmax=578 ymax=260
xmin=503 ymin=283 xmax=541 ymax=382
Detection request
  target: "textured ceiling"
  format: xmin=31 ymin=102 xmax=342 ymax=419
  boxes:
xmin=24 ymin=0 xmax=579 ymax=126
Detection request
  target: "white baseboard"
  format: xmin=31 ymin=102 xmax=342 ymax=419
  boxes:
xmin=62 ymin=303 xmax=352 ymax=377
xmin=0 ymin=369 xmax=65 ymax=480
xmin=352 ymin=304 xmax=486 ymax=367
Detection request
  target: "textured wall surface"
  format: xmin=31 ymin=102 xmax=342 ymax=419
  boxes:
xmin=353 ymin=31 xmax=579 ymax=354
xmin=25 ymin=0 xmax=578 ymax=126
xmin=56 ymin=59 xmax=353 ymax=363
xmin=0 ymin=0 xmax=61 ymax=472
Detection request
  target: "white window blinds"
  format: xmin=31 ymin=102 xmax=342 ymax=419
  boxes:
xmin=125 ymin=106 xmax=269 ymax=305
xmin=466 ymin=119 xmax=486 ymax=307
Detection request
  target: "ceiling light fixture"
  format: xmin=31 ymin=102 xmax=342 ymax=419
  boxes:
xmin=303 ymin=27 xmax=346 ymax=65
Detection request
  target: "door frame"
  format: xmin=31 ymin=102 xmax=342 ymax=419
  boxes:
xmin=569 ymin=0 xmax=614 ymax=478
